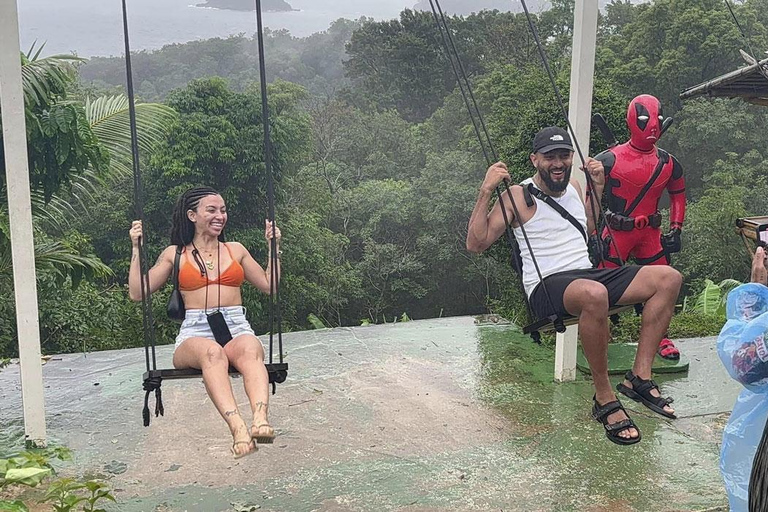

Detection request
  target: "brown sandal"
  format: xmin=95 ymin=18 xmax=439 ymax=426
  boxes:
xmin=251 ymin=423 xmax=276 ymax=444
xmin=231 ymin=440 xmax=257 ymax=459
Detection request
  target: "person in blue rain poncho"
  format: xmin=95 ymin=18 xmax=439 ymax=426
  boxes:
xmin=719 ymin=246 xmax=768 ymax=511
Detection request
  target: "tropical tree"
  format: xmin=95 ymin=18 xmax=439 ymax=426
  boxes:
xmin=0 ymin=47 xmax=176 ymax=283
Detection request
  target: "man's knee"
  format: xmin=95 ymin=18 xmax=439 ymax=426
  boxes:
xmin=571 ymin=281 xmax=609 ymax=315
xmin=654 ymin=266 xmax=683 ymax=295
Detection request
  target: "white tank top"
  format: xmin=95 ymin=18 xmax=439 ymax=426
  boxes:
xmin=513 ymin=178 xmax=593 ymax=297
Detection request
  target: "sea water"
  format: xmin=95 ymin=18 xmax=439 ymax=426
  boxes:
xmin=17 ymin=0 xmax=414 ymax=57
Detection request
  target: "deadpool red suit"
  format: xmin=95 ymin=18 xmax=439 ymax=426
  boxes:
xmin=595 ymin=94 xmax=686 ymax=359
xmin=595 ymin=94 xmax=686 ymax=267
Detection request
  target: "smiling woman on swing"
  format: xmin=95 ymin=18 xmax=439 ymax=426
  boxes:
xmin=128 ymin=186 xmax=280 ymax=459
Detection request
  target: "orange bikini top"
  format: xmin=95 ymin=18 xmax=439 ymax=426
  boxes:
xmin=178 ymin=243 xmax=245 ymax=291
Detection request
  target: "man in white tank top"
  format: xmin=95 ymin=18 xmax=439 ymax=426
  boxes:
xmin=466 ymin=127 xmax=683 ymax=446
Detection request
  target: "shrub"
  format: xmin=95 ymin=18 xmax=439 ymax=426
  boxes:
xmin=610 ymin=310 xmax=723 ymax=343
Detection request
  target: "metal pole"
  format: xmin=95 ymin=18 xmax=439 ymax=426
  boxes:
xmin=567 ymin=0 xmax=599 ymax=190
xmin=0 ymin=0 xmax=47 ymax=447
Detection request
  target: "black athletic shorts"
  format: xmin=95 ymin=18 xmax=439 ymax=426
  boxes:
xmin=528 ymin=266 xmax=643 ymax=319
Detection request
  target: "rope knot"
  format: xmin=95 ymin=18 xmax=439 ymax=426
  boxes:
xmin=142 ymin=376 xmax=164 ymax=427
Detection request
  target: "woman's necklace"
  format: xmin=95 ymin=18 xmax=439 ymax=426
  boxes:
xmin=196 ymin=243 xmax=217 ymax=271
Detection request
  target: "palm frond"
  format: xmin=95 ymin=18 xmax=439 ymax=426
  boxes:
xmin=0 ymin=235 xmax=111 ymax=285
xmin=27 ymin=240 xmax=113 ymax=286
xmin=20 ymin=53 xmax=84 ymax=108
xmin=86 ymin=95 xmax=177 ymax=180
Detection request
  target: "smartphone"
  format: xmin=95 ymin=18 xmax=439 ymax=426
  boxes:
xmin=759 ymin=224 xmax=768 ymax=249
xmin=207 ymin=311 xmax=233 ymax=347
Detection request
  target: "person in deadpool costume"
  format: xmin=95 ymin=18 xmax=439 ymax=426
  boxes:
xmin=595 ymin=94 xmax=686 ymax=360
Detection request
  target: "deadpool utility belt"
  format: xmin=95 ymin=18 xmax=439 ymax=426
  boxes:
xmin=606 ymin=211 xmax=662 ymax=231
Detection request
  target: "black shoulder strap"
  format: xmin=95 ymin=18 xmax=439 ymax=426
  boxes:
xmin=623 ymin=149 xmax=669 ymax=217
xmin=173 ymin=245 xmax=182 ymax=288
xmin=526 ymin=183 xmax=587 ymax=243
xmin=522 ymin=185 xmax=534 ymax=207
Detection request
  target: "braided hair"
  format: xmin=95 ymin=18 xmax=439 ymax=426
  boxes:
xmin=170 ymin=186 xmax=225 ymax=246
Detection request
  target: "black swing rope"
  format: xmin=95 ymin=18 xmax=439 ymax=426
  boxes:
xmin=427 ymin=0 xmax=561 ymax=331
xmin=254 ymin=0 xmax=285 ymax=392
xmin=121 ymin=0 xmax=164 ymax=427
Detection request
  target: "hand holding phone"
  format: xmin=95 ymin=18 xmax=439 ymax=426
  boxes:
xmin=758 ymin=224 xmax=768 ymax=249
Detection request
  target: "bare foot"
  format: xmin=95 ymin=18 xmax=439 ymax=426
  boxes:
xmin=231 ymin=425 xmax=257 ymax=458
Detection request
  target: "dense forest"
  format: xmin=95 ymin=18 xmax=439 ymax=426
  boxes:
xmin=412 ymin=0 xmax=514 ymax=13
xmin=2 ymin=0 xmax=768 ymax=358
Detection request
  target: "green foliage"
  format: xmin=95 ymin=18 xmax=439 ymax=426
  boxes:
xmin=477 ymin=66 xmax=630 ymax=178
xmin=344 ymin=9 xmax=574 ymax=122
xmin=682 ymin=278 xmax=724 ymax=316
xmin=666 ymin=312 xmax=728 ymax=339
xmin=486 ymin=271 xmax=529 ymax=327
xmin=44 ymin=478 xmax=115 ymax=512
xmin=1 ymin=467 xmax=51 ymax=488
xmin=681 ymin=278 xmax=743 ymax=318
xmin=0 ymin=499 xmax=28 ymax=511
xmin=609 ymin=310 xmax=725 ymax=343
xmin=674 ymin=185 xmax=753 ymax=288
xmin=344 ymin=9 xmax=459 ymax=121
xmin=81 ymin=22 xmax=363 ymax=101
xmin=85 ymin=94 xmax=178 ymax=181
xmin=663 ymin=99 xmax=768 ymax=200
xmin=596 ymin=0 xmax=767 ymax=111
xmin=142 ymin=77 xmax=310 ymax=233
xmin=0 ymin=277 xmax=177 ymax=359
xmin=0 ymin=48 xmax=176 ymax=356
xmin=307 ymin=314 xmax=328 ymax=329
xmin=0 ymin=449 xmax=113 ymax=512
xmin=0 ymin=49 xmax=109 ymax=202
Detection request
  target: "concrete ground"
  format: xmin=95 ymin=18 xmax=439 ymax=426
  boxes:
xmin=0 ymin=316 xmax=740 ymax=511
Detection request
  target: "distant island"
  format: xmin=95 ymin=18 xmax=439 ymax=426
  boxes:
xmin=197 ymin=0 xmax=294 ymax=12
xmin=413 ymin=0 xmax=514 ymax=15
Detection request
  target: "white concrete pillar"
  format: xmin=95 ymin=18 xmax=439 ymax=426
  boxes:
xmin=553 ymin=0 xmax=599 ymax=382
xmin=554 ymin=324 xmax=579 ymax=382
xmin=0 ymin=0 xmax=47 ymax=447
xmin=567 ymin=0 xmax=599 ymax=189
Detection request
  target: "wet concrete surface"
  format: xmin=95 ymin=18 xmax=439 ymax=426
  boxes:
xmin=0 ymin=317 xmax=739 ymax=511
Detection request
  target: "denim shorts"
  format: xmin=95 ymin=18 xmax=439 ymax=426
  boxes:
xmin=175 ymin=306 xmax=256 ymax=349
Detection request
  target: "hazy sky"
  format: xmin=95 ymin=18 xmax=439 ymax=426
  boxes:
xmin=14 ymin=0 xmax=546 ymax=57
xmin=15 ymin=0 xmax=422 ymax=57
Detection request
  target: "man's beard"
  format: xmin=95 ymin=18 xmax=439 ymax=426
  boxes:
xmin=539 ymin=167 xmax=571 ymax=193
